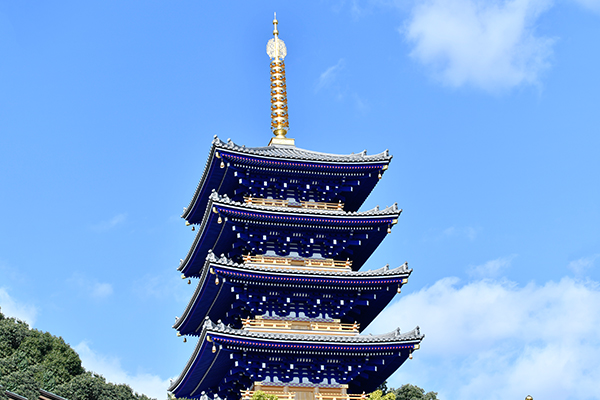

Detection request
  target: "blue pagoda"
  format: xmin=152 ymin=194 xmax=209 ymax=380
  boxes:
xmin=169 ymin=16 xmax=423 ymax=400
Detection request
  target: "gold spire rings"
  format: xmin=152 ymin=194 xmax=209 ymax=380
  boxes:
xmin=266 ymin=14 xmax=294 ymax=146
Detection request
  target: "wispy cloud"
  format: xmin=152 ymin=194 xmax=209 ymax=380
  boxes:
xmin=568 ymin=254 xmax=599 ymax=275
xmin=442 ymin=225 xmax=480 ymax=240
xmin=468 ymin=254 xmax=516 ymax=278
xmin=0 ymin=287 xmax=38 ymax=326
xmin=68 ymin=273 xmax=114 ymax=300
xmin=571 ymin=0 xmax=600 ymax=12
xmin=0 ymin=288 xmax=38 ymax=326
xmin=316 ymin=59 xmax=346 ymax=92
xmin=133 ymin=272 xmax=192 ymax=304
xmin=91 ymin=213 xmax=127 ymax=232
xmin=75 ymin=341 xmax=171 ymax=400
xmin=369 ymin=275 xmax=600 ymax=399
xmin=403 ymin=0 xmax=555 ymax=91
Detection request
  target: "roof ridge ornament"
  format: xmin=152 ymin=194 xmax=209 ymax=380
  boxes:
xmin=267 ymin=13 xmax=295 ymax=147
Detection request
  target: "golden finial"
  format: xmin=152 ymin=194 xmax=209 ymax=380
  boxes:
xmin=266 ymin=13 xmax=294 ymax=146
xmin=273 ymin=13 xmax=279 ymax=37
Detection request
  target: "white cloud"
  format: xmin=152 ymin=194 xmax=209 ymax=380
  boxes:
xmin=68 ymin=273 xmax=114 ymax=300
xmin=92 ymin=282 xmax=114 ymax=299
xmin=0 ymin=287 xmax=38 ymax=326
xmin=571 ymin=0 xmax=600 ymax=12
xmin=91 ymin=213 xmax=127 ymax=232
xmin=133 ymin=272 xmax=192 ymax=303
xmin=468 ymin=254 xmax=516 ymax=277
xmin=442 ymin=225 xmax=479 ymax=240
xmin=404 ymin=0 xmax=554 ymax=91
xmin=75 ymin=341 xmax=171 ymax=400
xmin=316 ymin=59 xmax=346 ymax=92
xmin=369 ymin=275 xmax=600 ymax=399
xmin=568 ymin=254 xmax=598 ymax=275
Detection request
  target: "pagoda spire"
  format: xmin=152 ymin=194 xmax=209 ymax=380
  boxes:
xmin=267 ymin=13 xmax=294 ymax=146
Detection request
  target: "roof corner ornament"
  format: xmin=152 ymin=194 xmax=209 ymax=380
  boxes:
xmin=267 ymin=13 xmax=295 ymax=147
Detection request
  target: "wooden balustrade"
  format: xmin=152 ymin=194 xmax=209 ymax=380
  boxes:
xmin=241 ymin=318 xmax=359 ymax=333
xmin=240 ymin=391 xmax=367 ymax=400
xmin=244 ymin=196 xmax=344 ymax=211
xmin=243 ymin=254 xmax=352 ymax=269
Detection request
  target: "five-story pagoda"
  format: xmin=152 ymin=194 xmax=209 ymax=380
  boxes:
xmin=169 ymin=16 xmax=424 ymax=400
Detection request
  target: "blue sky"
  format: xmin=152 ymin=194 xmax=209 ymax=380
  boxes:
xmin=1 ymin=1 xmax=599 ymax=399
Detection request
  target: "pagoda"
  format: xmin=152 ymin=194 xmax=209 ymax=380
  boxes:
xmin=169 ymin=16 xmax=423 ymax=400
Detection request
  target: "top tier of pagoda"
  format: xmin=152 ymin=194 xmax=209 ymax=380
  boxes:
xmin=181 ymin=136 xmax=393 ymax=224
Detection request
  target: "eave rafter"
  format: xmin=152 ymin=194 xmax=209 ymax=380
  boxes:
xmin=169 ymin=319 xmax=423 ymax=400
xmin=178 ymin=193 xmax=401 ymax=278
xmin=182 ymin=136 xmax=394 ymax=223
xmin=175 ymin=253 xmax=412 ymax=335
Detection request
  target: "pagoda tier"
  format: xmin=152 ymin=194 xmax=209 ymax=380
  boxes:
xmin=179 ymin=192 xmax=401 ymax=277
xmin=181 ymin=136 xmax=393 ymax=224
xmin=168 ymin=319 xmax=424 ymax=400
xmin=174 ymin=252 xmax=412 ymax=335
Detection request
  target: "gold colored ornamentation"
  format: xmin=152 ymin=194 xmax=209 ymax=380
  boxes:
xmin=217 ymin=215 xmax=222 ymax=224
xmin=266 ymin=14 xmax=294 ymax=146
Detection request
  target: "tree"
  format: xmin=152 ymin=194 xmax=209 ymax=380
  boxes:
xmin=391 ymin=384 xmax=438 ymax=400
xmin=0 ymin=310 xmax=155 ymax=400
xmin=367 ymin=390 xmax=396 ymax=400
xmin=251 ymin=391 xmax=279 ymax=400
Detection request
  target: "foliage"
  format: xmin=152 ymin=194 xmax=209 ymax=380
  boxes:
xmin=251 ymin=391 xmax=279 ymax=400
xmin=0 ymin=310 xmax=154 ymax=400
xmin=371 ymin=382 xmax=438 ymax=400
xmin=390 ymin=385 xmax=438 ymax=400
xmin=367 ymin=390 xmax=396 ymax=400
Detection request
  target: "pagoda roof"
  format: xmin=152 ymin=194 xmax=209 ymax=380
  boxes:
xmin=201 ymin=317 xmax=422 ymax=343
xmin=210 ymin=191 xmax=400 ymax=216
xmin=178 ymin=192 xmax=401 ymax=277
xmin=174 ymin=252 xmax=412 ymax=335
xmin=169 ymin=318 xmax=423 ymax=399
xmin=212 ymin=137 xmax=391 ymax=163
xmin=182 ymin=136 xmax=393 ymax=222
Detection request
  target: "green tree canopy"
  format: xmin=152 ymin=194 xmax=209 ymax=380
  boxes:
xmin=372 ymin=382 xmax=438 ymax=400
xmin=0 ymin=310 xmax=154 ymax=400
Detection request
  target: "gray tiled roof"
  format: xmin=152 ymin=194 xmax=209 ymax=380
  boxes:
xmin=5 ymin=391 xmax=28 ymax=400
xmin=213 ymin=135 xmax=392 ymax=163
xmin=206 ymin=251 xmax=412 ymax=277
xmin=203 ymin=317 xmax=424 ymax=343
xmin=39 ymin=390 xmax=69 ymax=400
xmin=210 ymin=191 xmax=401 ymax=216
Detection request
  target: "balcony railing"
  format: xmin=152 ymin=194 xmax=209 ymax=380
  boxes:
xmin=242 ymin=318 xmax=359 ymax=333
xmin=243 ymin=254 xmax=352 ymax=270
xmin=244 ymin=196 xmax=344 ymax=211
xmin=241 ymin=391 xmax=367 ymax=400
